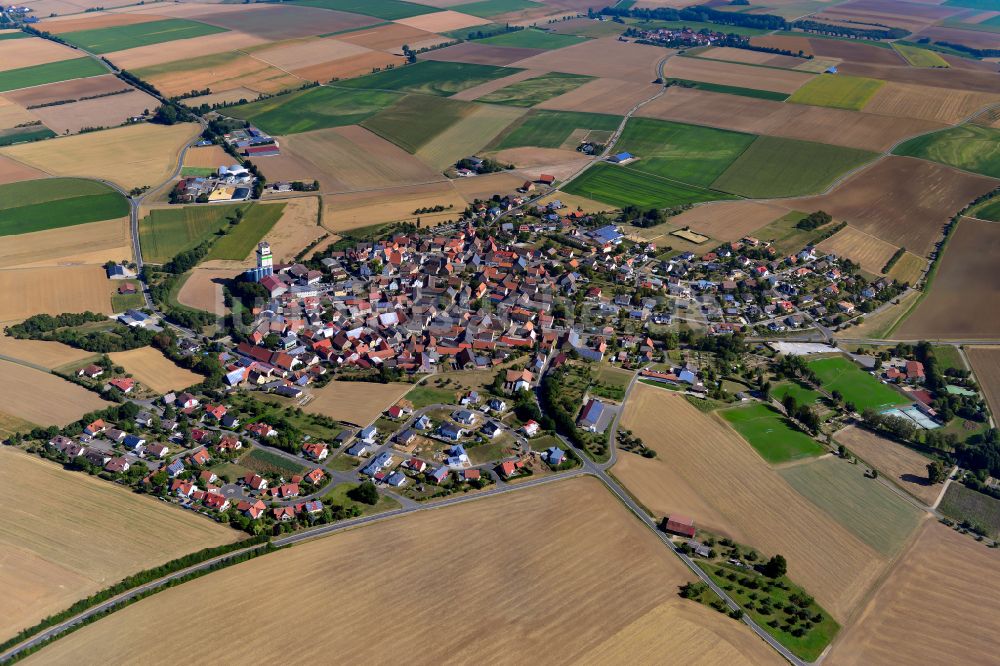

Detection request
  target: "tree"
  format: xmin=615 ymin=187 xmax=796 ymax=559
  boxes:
xmin=762 ymin=554 xmax=787 ymax=579
xmin=348 ymin=480 xmax=379 ymax=505
xmin=927 ymin=460 xmax=946 ymax=484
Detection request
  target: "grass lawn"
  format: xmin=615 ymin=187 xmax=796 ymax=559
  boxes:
xmin=467 ymin=433 xmax=516 ymax=464
xmin=452 ymin=0 xmax=543 ymax=18
xmin=180 ymin=166 xmax=217 ymax=177
xmin=0 ymin=57 xmax=107 ymax=93
xmin=478 ymin=72 xmax=592 ymax=107
xmin=697 ymin=561 xmax=839 ymax=662
xmin=721 ymin=403 xmax=825 ymax=464
xmin=226 ymin=87 xmax=401 ymax=135
xmin=564 ymin=162 xmax=732 ymax=209
xmin=480 ymin=28 xmax=587 ymax=49
xmin=0 ymin=178 xmax=128 ymax=236
xmin=786 ymin=74 xmax=884 ymax=110
xmin=667 ymin=78 xmax=789 ymax=101
xmin=892 ymin=43 xmax=949 ymax=68
xmin=209 ymin=461 xmax=253 ymax=484
xmin=771 ymin=381 xmax=822 ymax=406
xmin=323 ymin=481 xmax=401 ymax=515
xmin=138 ymin=203 xmax=249 ymax=264
xmin=932 ymin=345 xmax=966 ymax=372
xmin=617 ymin=117 xmax=756 ymax=187
xmin=405 ymin=384 xmax=461 ymax=408
xmin=289 ymin=0 xmax=435 ymax=18
xmin=336 ymin=61 xmax=521 ymax=97
xmin=110 ymin=281 xmax=145 ymax=312
xmin=893 ymin=124 xmax=1000 ymax=179
xmin=780 ymin=457 xmax=923 ymax=555
xmin=60 ymin=18 xmax=227 ymax=54
xmin=204 ymin=202 xmax=286 ymax=261
xmin=939 ymin=482 xmax=1000 ymax=537
xmin=241 ymin=447 xmax=306 ymax=477
xmin=807 ymin=356 xmax=909 ymax=411
xmin=712 ymin=136 xmax=876 ymax=198
xmin=490 ymin=109 xmax=621 ymax=150
xmin=361 ymin=94 xmax=476 ymax=152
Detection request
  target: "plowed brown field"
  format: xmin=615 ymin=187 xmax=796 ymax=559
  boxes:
xmin=615 ymin=383 xmax=889 ymax=622
xmin=509 ymin=37 xmax=667 ymax=83
xmin=176 ymin=265 xmax=239 ymax=315
xmin=0 ymin=155 xmax=45 ymax=184
xmin=195 ymin=4 xmax=380 ymax=40
xmin=20 ymin=477 xmax=783 ymax=665
xmin=423 ymin=42 xmax=545 ymax=66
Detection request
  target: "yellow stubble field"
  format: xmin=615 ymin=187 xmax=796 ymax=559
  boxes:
xmin=303 ymin=379 xmax=413 ymax=426
xmin=22 ymin=477 xmax=783 ymax=665
xmin=0 ymin=265 xmax=112 ymax=323
xmin=107 ymin=347 xmax=201 ymax=394
xmin=0 ymin=360 xmax=112 ymax=426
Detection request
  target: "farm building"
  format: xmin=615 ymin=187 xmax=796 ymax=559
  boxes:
xmin=662 ymin=515 xmax=696 ymax=538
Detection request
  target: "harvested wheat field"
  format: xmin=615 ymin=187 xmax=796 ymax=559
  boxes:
xmin=0 ymin=123 xmax=195 ymax=191
xmin=0 ymin=98 xmax=38 ymax=130
xmin=886 ymin=251 xmax=926 ymax=285
xmin=616 ymin=383 xmax=888 ymax=622
xmin=251 ymin=38 xmax=371 ymax=72
xmin=817 ymin=225 xmax=899 ymax=275
xmin=0 ymin=155 xmax=45 ymax=184
xmin=183 ymin=144 xmax=230 ymax=169
xmin=751 ymin=34 xmax=814 ymax=56
xmin=294 ymin=50 xmax=405 ymax=83
xmin=0 ymin=447 xmax=238 ymax=642
xmin=897 ymin=217 xmax=1000 ymax=340
xmin=323 ymin=181 xmax=467 ymax=231
xmin=39 ymin=10 xmax=167 ymax=33
xmin=536 ymin=191 xmax=612 ymax=214
xmin=21 ymin=477 xmax=783 ymax=665
xmin=105 ymin=32 xmax=270 ymax=71
xmin=0 ymin=266 xmax=111 ymax=322
xmin=491 ymin=146 xmax=588 ymax=169
xmin=423 ymin=42 xmax=545 ymax=67
xmin=2 ymin=74 xmax=129 ymax=108
xmin=862 ymin=81 xmax=1000 ymax=125
xmin=0 ymin=334 xmax=93 ymax=370
xmin=108 ymin=347 xmax=201 ymax=393
xmin=0 ymin=216 xmax=130 ymax=270
xmin=29 ymin=89 xmax=158 ymax=134
xmin=396 ymin=10 xmax=491 ymax=33
xmin=669 ymin=200 xmax=789 ymax=242
xmin=304 ymin=380 xmax=413 ymax=426
xmin=834 ymin=425 xmax=940 ymax=505
xmin=252 ymin=196 xmax=322 ymax=262
xmin=451 ymin=171 xmax=526 ymax=202
xmin=967 ymin=346 xmax=1000 ymax=421
xmin=536 ymin=77 xmax=657 ymax=115
xmin=176 ymin=265 xmax=239 ymax=315
xmin=661 ymin=57 xmax=813 ymax=94
xmin=336 ymin=23 xmax=446 ymax=52
xmin=180 ymin=87 xmax=260 ymax=108
xmin=0 ymin=360 xmax=111 ymax=426
xmin=509 ymin=37 xmax=667 ymax=84
xmin=450 ymin=68 xmax=544 ymax=101
xmin=828 ymin=520 xmax=1000 ymax=665
xmin=790 ymin=157 xmax=997 ymax=257
xmin=281 ymin=126 xmax=442 ymax=192
xmin=197 ymin=4 xmax=380 ymax=40
xmin=698 ymin=46 xmax=806 ymax=69
xmin=0 ymin=37 xmax=77 ymax=73
xmin=134 ymin=51 xmax=301 ymax=97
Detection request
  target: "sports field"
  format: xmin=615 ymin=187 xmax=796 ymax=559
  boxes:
xmin=477 ymin=72 xmax=592 ymax=107
xmin=289 ymin=0 xmax=436 ymax=19
xmin=617 ymin=117 xmax=755 ymax=187
xmin=0 ymin=178 xmax=128 ymax=237
xmin=19 ymin=477 xmax=783 ymax=664
xmin=806 ymin=356 xmax=909 ymax=411
xmin=108 ymin=347 xmax=201 ymax=394
xmin=779 ymin=457 xmax=923 ymax=555
xmin=0 ymin=447 xmax=238 ymax=642
xmin=204 ymin=203 xmax=286 ymax=261
xmin=771 ymin=381 xmax=822 ymax=407
xmin=361 ymin=94 xmax=478 ymax=152
xmin=892 ymin=43 xmax=949 ymax=68
xmin=787 ymin=74 xmax=884 ymax=110
xmin=564 ymin=163 xmax=732 ymax=209
xmin=139 ymin=204 xmax=249 ymax=264
xmin=0 ymin=58 xmax=107 ymax=93
xmin=60 ymin=18 xmax=228 ymax=54
xmin=226 ymin=87 xmax=401 ymax=135
xmin=894 ymin=124 xmax=1000 ymax=179
xmin=491 ymin=109 xmax=621 ymax=149
xmin=712 ymin=136 xmax=876 ymax=198
xmin=721 ymin=403 xmax=826 ymax=464
xmin=337 ymin=61 xmax=520 ymax=96
xmin=480 ymin=28 xmax=586 ymax=50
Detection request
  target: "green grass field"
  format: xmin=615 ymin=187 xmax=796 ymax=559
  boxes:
xmin=323 ymin=481 xmax=401 ymax=514
xmin=667 ymin=78 xmax=790 ymax=101
xmin=787 ymin=74 xmax=884 ymax=110
xmin=893 ymin=124 xmax=1000 ymax=179
xmin=973 ymin=194 xmax=1000 ymax=221
xmin=0 ymin=57 xmax=107 ymax=93
xmin=943 ymin=0 xmax=1000 ymax=9
xmin=60 ymin=18 xmax=227 ymax=54
xmin=180 ymin=167 xmax=218 ymax=177
xmin=138 ymin=203 xmax=250 ymax=263
xmin=0 ymin=125 xmax=56 ymax=146
xmin=337 ymin=61 xmax=520 ymax=96
xmin=111 ymin=281 xmax=146 ymax=313
xmin=242 ymin=447 xmax=306 ymax=477
xmin=892 ymin=43 xmax=949 ymax=68
xmin=0 ymin=178 xmax=128 ymax=237
xmin=617 ymin=117 xmax=756 ymax=187
xmin=939 ymin=482 xmax=1000 ymax=537
xmin=771 ymin=381 xmax=822 ymax=406
xmin=563 ymin=162 xmax=732 ymax=209
xmin=807 ymin=356 xmax=909 ymax=411
xmin=0 ymin=31 xmax=28 ymax=41
xmin=721 ymin=403 xmax=825 ymax=464
xmin=780 ymin=457 xmax=923 ymax=555
xmin=452 ymin=0 xmax=543 ymax=18
xmin=478 ymin=72 xmax=592 ymax=107
xmin=712 ymin=136 xmax=876 ymax=198
xmin=479 ymin=28 xmax=587 ymax=49
xmin=226 ymin=87 xmax=401 ymax=135
xmin=204 ymin=203 xmax=285 ymax=261
xmin=490 ymin=109 xmax=621 ymax=149
xmin=361 ymin=94 xmax=477 ymax=152
xmin=289 ymin=0 xmax=435 ymax=19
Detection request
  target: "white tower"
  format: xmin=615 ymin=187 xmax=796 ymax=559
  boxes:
xmin=257 ymin=241 xmax=273 ymax=276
